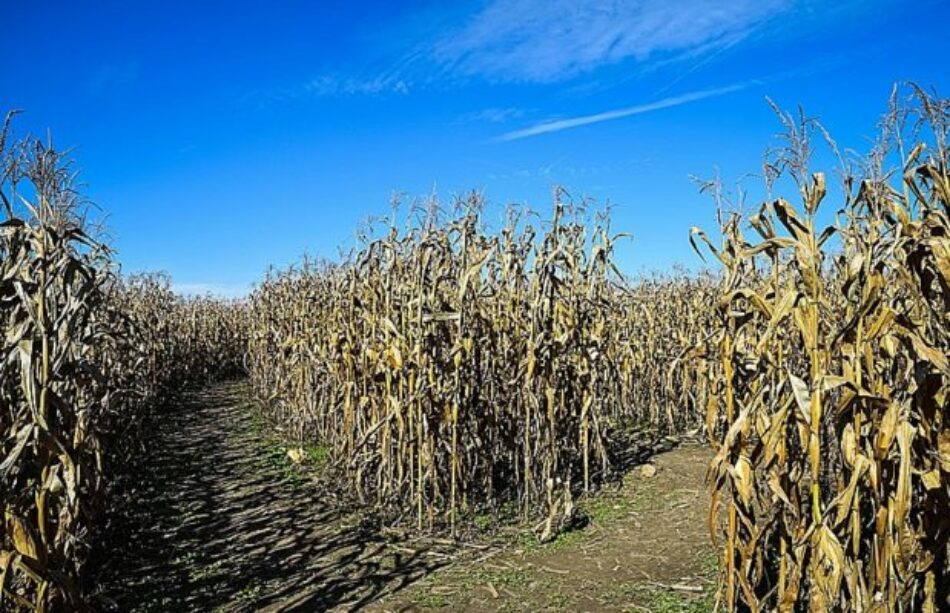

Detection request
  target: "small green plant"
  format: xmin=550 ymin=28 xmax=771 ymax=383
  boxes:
xmin=582 ymin=496 xmax=631 ymax=523
xmin=474 ymin=513 xmax=493 ymax=531
xmin=414 ymin=592 xmax=450 ymax=609
xmin=304 ymin=443 xmax=330 ymax=465
xmin=517 ymin=531 xmax=539 ymax=551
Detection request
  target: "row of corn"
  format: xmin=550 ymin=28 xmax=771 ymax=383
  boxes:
xmin=696 ymin=86 xmax=950 ymax=610
xmin=0 ymin=119 xmax=247 ymax=610
xmin=248 ymin=86 xmax=950 ymax=610
xmin=246 ymin=195 xmax=717 ymax=533
xmin=8 ymin=83 xmax=946 ymax=611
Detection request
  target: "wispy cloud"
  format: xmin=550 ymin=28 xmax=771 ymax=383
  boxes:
xmin=259 ymin=0 xmax=793 ymax=102
xmin=458 ymin=107 xmax=526 ymax=124
xmin=256 ymin=0 xmax=870 ymax=104
xmin=241 ymin=74 xmax=409 ymax=106
xmin=433 ymin=0 xmax=790 ymax=83
xmin=173 ymin=282 xmax=249 ymax=299
xmin=498 ymin=81 xmax=754 ymax=141
xmin=303 ymin=74 xmax=410 ymax=97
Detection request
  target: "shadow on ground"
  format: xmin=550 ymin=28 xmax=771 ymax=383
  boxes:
xmin=92 ymin=382 xmax=448 ymax=612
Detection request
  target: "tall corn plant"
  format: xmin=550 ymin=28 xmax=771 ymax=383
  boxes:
xmin=249 ymin=194 xmax=682 ymax=533
xmin=696 ymin=86 xmax=950 ymax=611
xmin=0 ymin=120 xmax=249 ymax=610
xmin=1 ymin=129 xmax=115 ymax=610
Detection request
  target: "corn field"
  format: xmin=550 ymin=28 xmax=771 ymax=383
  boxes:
xmin=4 ymin=82 xmax=950 ymax=612
xmin=696 ymin=86 xmax=950 ymax=610
xmin=247 ymin=195 xmax=715 ymax=535
xmin=0 ymin=120 xmax=247 ymax=610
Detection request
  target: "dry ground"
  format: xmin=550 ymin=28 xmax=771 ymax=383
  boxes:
xmin=371 ymin=446 xmax=717 ymax=613
xmin=93 ymin=382 xmax=717 ymax=612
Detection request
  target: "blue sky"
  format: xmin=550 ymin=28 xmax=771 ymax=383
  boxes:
xmin=3 ymin=0 xmax=949 ymax=296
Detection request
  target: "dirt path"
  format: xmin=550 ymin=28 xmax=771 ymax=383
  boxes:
xmin=371 ymin=445 xmax=718 ymax=612
xmin=95 ymin=382 xmax=717 ymax=612
xmin=95 ymin=382 xmax=450 ymax=612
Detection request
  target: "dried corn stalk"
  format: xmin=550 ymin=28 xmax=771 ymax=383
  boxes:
xmin=697 ymin=86 xmax=950 ymax=611
xmin=0 ymin=120 xmax=248 ymax=611
xmin=248 ymin=193 xmax=712 ymax=531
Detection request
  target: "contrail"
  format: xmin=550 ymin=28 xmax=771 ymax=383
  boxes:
xmin=497 ymin=81 xmax=757 ymax=142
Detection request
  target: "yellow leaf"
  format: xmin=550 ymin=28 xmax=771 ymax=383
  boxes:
xmin=5 ymin=513 xmax=42 ymax=562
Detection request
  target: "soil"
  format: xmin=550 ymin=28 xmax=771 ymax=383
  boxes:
xmin=371 ymin=444 xmax=718 ymax=613
xmin=93 ymin=382 xmax=718 ymax=612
